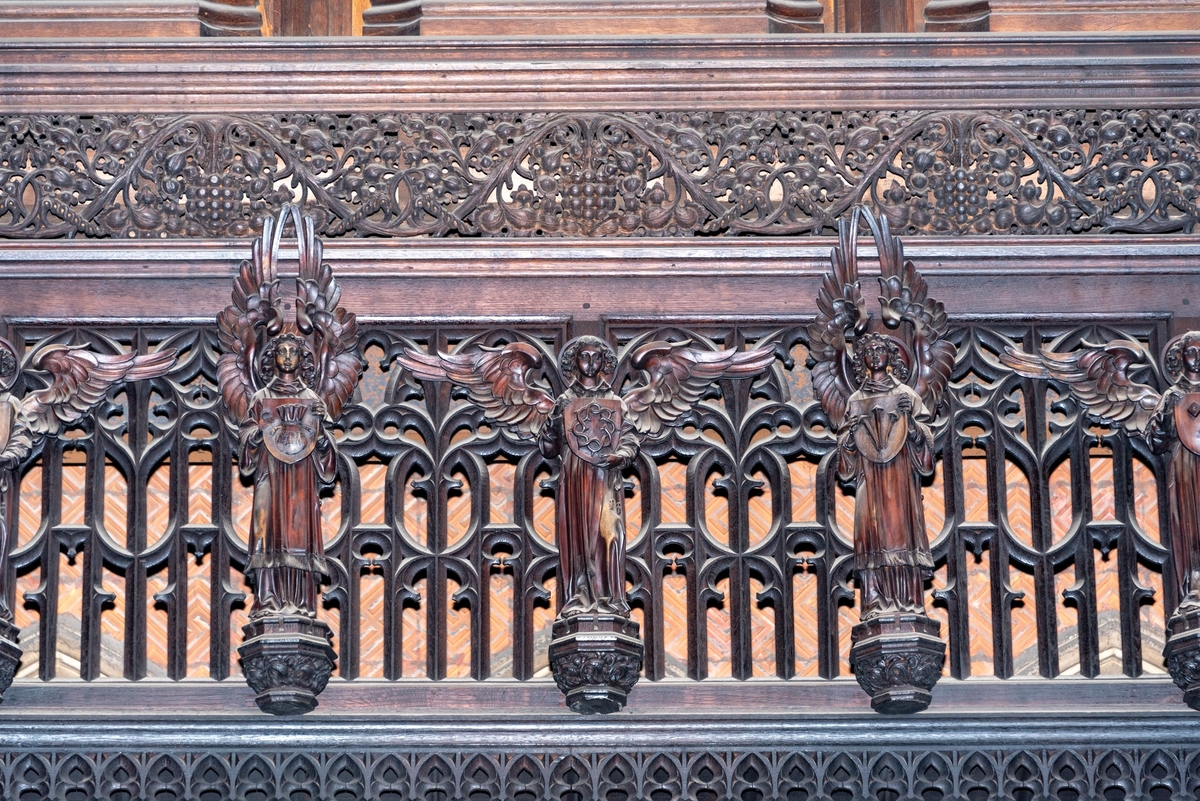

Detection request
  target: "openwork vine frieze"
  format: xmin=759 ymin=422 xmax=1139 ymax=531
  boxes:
xmin=0 ymin=314 xmax=1175 ymax=689
xmin=3 ymin=743 xmax=1200 ymax=801
xmin=2 ymin=109 xmax=1198 ymax=239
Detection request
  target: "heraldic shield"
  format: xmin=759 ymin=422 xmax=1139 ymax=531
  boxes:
xmin=261 ymin=398 xmax=321 ymax=464
xmin=848 ymin=391 xmax=910 ymax=465
xmin=565 ymin=397 xmax=623 ymax=465
xmin=1175 ymin=393 xmax=1200 ymax=457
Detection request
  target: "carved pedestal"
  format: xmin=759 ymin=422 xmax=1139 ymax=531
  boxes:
xmin=1164 ymin=603 xmax=1200 ymax=710
xmin=0 ymin=619 xmax=20 ymax=702
xmin=549 ymin=613 xmax=643 ymax=715
xmin=850 ymin=613 xmax=945 ymax=714
xmin=239 ymin=615 xmax=336 ymax=715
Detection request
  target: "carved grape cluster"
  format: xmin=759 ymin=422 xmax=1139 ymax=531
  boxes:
xmin=4 ymin=109 xmax=1199 ymax=239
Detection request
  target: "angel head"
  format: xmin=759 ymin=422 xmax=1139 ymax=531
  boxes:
xmin=1164 ymin=333 xmax=1200 ymax=386
xmin=560 ymin=336 xmax=617 ymax=390
xmin=259 ymin=334 xmax=317 ymax=388
xmin=0 ymin=339 xmax=17 ymax=393
xmin=850 ymin=333 xmax=910 ymax=386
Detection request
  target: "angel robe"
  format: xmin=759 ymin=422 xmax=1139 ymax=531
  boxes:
xmin=1147 ymin=384 xmax=1200 ymax=604
xmin=539 ymin=385 xmax=639 ymax=617
xmin=240 ymin=381 xmax=336 ymax=616
xmin=837 ymin=377 xmax=935 ymax=614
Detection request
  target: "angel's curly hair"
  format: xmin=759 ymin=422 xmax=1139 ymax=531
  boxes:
xmin=560 ymin=335 xmax=617 ymax=385
xmin=259 ymin=334 xmax=317 ymax=388
xmin=1164 ymin=332 xmax=1200 ymax=384
xmin=850 ymin=333 xmax=909 ymax=386
xmin=0 ymin=340 xmax=16 ymax=392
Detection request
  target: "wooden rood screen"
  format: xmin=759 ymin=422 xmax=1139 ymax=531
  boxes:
xmin=5 ymin=316 xmax=1172 ymax=685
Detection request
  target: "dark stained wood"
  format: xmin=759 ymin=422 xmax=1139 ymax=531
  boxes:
xmin=198 ymin=0 xmax=262 ymax=34
xmin=0 ymin=0 xmax=202 ymax=36
xmin=418 ymin=0 xmax=768 ymax=35
xmin=991 ymin=0 xmax=1200 ymax=31
xmin=3 ymin=36 xmax=1200 ymax=112
xmin=924 ymin=0 xmax=990 ymax=29
xmin=362 ymin=0 xmax=421 ymax=33
xmin=764 ymin=0 xmax=825 ymax=32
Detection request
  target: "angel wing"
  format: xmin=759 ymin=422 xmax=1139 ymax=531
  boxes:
xmin=871 ymin=212 xmax=955 ymax=416
xmin=216 ymin=213 xmax=283 ymax=423
xmin=1001 ymin=339 xmax=1161 ymax=434
xmin=622 ymin=340 xmax=775 ymax=437
xmin=19 ymin=344 xmax=177 ymax=436
xmin=806 ymin=210 xmax=869 ymax=428
xmin=292 ymin=209 xmax=362 ymax=419
xmin=396 ymin=341 xmax=556 ymax=440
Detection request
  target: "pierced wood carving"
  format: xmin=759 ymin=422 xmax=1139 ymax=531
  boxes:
xmin=1004 ymin=331 xmax=1200 ymax=710
xmin=396 ymin=334 xmax=773 ymax=711
xmin=807 ymin=206 xmax=953 ymax=712
xmin=217 ymin=205 xmax=362 ymax=714
xmin=3 ymin=110 xmax=1199 ymax=240
xmin=0 ymin=333 xmax=176 ymax=701
xmin=362 ymin=0 xmax=421 ymax=34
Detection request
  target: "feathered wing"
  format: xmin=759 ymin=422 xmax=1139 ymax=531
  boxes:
xmin=396 ymin=341 xmax=556 ymax=440
xmin=871 ymin=212 xmax=955 ymax=415
xmin=295 ymin=213 xmax=361 ymax=419
xmin=20 ymin=345 xmax=177 ymax=436
xmin=1001 ymin=339 xmax=1161 ymax=434
xmin=806 ymin=211 xmax=868 ymax=428
xmin=217 ymin=213 xmax=281 ymax=423
xmin=623 ymin=340 xmax=775 ymax=437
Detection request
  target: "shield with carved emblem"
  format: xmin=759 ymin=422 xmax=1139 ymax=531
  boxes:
xmin=848 ymin=390 xmax=909 ymax=465
xmin=565 ymin=397 xmax=623 ymax=465
xmin=1174 ymin=393 xmax=1200 ymax=456
xmin=260 ymin=398 xmax=321 ymax=464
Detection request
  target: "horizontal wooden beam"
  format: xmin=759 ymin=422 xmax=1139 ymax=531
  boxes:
xmin=0 ymin=237 xmax=1197 ymax=325
xmin=3 ymin=35 xmax=1200 ymax=111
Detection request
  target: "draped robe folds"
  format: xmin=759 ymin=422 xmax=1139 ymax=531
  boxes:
xmin=540 ymin=387 xmax=639 ymax=617
xmin=240 ymin=383 xmax=336 ymax=616
xmin=1147 ymin=386 xmax=1200 ymax=604
xmin=837 ymin=378 xmax=935 ymax=614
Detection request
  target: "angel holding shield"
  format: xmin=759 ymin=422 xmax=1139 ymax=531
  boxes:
xmin=837 ymin=331 xmax=938 ymax=617
xmin=237 ymin=333 xmax=337 ymax=617
xmin=807 ymin=207 xmax=953 ymax=712
xmin=808 ymin=208 xmax=953 ymax=622
xmin=218 ymin=207 xmax=361 ymax=621
xmin=398 ymin=331 xmax=773 ymax=711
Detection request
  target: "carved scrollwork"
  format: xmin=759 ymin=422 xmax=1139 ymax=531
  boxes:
xmin=549 ymin=650 xmax=641 ymax=695
xmin=2 ymin=110 xmax=1199 ymax=239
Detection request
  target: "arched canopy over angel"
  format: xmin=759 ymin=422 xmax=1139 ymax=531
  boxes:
xmin=397 ymin=333 xmax=774 ymax=618
xmin=217 ymin=206 xmax=362 ymax=618
xmin=1003 ymin=331 xmax=1200 ymax=606
xmin=0 ymin=335 xmax=176 ymax=620
xmin=806 ymin=206 xmax=955 ymax=618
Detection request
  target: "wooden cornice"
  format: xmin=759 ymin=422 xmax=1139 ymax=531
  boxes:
xmin=2 ymin=34 xmax=1200 ymax=111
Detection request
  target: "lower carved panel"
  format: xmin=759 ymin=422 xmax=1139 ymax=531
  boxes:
xmin=2 ymin=741 xmax=1199 ymax=800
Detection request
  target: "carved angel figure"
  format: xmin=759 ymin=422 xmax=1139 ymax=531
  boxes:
xmin=0 ymin=336 xmax=176 ymax=620
xmin=807 ymin=207 xmax=954 ymax=618
xmin=218 ymin=206 xmax=361 ymax=618
xmin=1003 ymin=332 xmax=1200 ymax=606
xmin=398 ymin=334 xmax=774 ymax=618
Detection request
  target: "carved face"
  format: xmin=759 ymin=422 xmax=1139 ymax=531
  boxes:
xmin=274 ymin=339 xmax=302 ymax=375
xmin=1185 ymin=340 xmax=1200 ymax=378
xmin=575 ymin=344 xmax=605 ymax=382
xmin=863 ymin=339 xmax=890 ymax=372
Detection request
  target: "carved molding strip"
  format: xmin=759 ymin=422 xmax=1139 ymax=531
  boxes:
xmin=1 ymin=743 xmax=1199 ymax=800
xmin=2 ymin=109 xmax=1198 ymax=240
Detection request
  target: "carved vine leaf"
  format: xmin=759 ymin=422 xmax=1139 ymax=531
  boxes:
xmin=3 ymin=110 xmax=1200 ymax=239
